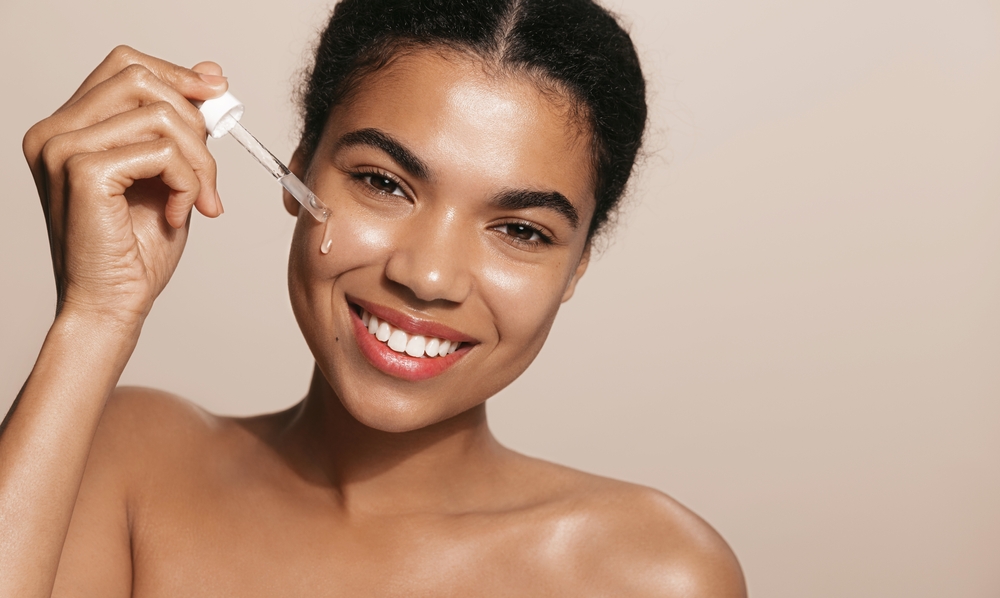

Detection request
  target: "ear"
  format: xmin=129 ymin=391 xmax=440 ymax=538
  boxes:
xmin=282 ymin=147 xmax=308 ymax=217
xmin=561 ymin=243 xmax=591 ymax=303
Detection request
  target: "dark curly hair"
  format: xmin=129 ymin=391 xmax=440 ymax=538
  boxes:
xmin=298 ymin=0 xmax=647 ymax=240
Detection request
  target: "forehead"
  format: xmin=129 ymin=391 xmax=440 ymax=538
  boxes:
xmin=321 ymin=49 xmax=595 ymax=211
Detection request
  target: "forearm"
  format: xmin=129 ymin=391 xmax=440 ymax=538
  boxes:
xmin=0 ymin=311 xmax=140 ymax=597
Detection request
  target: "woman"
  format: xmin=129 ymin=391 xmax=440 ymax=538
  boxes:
xmin=3 ymin=0 xmax=745 ymax=595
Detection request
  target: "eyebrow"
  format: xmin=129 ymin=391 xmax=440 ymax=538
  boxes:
xmin=494 ymin=189 xmax=580 ymax=230
xmin=333 ymin=128 xmax=430 ymax=180
xmin=334 ymin=127 xmax=579 ymax=229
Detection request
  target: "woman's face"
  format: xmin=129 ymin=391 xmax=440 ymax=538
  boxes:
xmin=287 ymin=50 xmax=595 ymax=432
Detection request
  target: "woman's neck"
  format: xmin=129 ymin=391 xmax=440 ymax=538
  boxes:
xmin=277 ymin=365 xmax=510 ymax=515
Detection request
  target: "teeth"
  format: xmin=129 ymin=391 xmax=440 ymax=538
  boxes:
xmin=405 ymin=335 xmax=426 ymax=357
xmin=360 ymin=309 xmax=462 ymax=358
xmin=387 ymin=329 xmax=408 ymax=352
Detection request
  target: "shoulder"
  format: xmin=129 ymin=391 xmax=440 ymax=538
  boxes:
xmin=89 ymin=386 xmax=243 ymax=482
xmin=588 ymin=482 xmax=746 ymax=598
xmin=52 ymin=387 xmax=237 ymax=594
xmin=517 ymin=460 xmax=746 ymax=598
xmin=102 ymin=385 xmax=218 ymax=425
xmin=96 ymin=386 xmax=225 ymax=450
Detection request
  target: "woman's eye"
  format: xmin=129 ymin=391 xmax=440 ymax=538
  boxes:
xmin=497 ymin=223 xmax=550 ymax=245
xmin=505 ymin=223 xmax=540 ymax=241
xmin=362 ymin=174 xmax=406 ymax=197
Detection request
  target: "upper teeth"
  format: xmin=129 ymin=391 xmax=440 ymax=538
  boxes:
xmin=362 ymin=309 xmax=461 ymax=358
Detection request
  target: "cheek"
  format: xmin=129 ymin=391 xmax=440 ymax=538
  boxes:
xmin=287 ymin=202 xmax=401 ymax=353
xmin=292 ymin=197 xmax=398 ymax=285
xmin=480 ymin=259 xmax=569 ymax=349
xmin=321 ymin=206 xmax=395 ymax=267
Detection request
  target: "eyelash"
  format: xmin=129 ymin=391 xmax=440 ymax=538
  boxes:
xmin=492 ymin=219 xmax=554 ymax=248
xmin=350 ymin=168 xmax=409 ymax=199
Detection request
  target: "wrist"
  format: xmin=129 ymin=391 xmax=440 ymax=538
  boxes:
xmin=56 ymin=296 xmax=148 ymax=334
xmin=51 ymin=306 xmax=145 ymax=354
xmin=27 ymin=309 xmax=145 ymax=408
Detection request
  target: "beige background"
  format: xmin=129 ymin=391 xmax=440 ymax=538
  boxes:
xmin=2 ymin=0 xmax=998 ymax=595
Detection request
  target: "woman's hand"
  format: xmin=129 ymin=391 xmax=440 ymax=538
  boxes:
xmin=21 ymin=45 xmax=227 ymax=326
xmin=1 ymin=47 xmax=229 ymax=598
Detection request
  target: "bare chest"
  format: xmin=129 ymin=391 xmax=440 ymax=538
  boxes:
xmin=127 ymin=480 xmax=582 ymax=597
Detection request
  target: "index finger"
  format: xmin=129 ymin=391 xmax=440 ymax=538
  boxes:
xmin=58 ymin=45 xmax=227 ymax=114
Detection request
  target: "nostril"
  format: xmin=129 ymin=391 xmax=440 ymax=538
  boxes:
xmin=384 ymin=245 xmax=473 ymax=304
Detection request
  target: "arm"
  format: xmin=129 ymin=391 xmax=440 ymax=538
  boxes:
xmin=0 ymin=46 xmax=226 ymax=597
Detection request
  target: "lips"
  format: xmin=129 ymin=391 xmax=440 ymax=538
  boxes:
xmin=347 ymin=299 xmax=474 ymax=381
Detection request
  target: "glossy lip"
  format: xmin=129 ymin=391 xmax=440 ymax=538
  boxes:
xmin=349 ymin=306 xmax=473 ymax=382
xmin=349 ymin=297 xmax=478 ymax=344
xmin=346 ymin=297 xmax=479 ymax=381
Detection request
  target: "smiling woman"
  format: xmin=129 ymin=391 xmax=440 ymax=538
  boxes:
xmin=289 ymin=51 xmax=600 ymax=427
xmin=1 ymin=0 xmax=744 ymax=596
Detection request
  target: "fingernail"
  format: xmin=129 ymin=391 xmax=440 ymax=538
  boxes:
xmin=198 ymin=73 xmax=228 ymax=86
xmin=216 ymin=190 xmax=224 ymax=215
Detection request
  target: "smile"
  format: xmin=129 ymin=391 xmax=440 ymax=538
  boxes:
xmin=347 ymin=299 xmax=475 ymax=382
xmin=361 ymin=310 xmax=462 ymax=358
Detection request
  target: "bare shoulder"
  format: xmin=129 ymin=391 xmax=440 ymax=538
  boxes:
xmin=94 ymin=386 xmax=301 ymax=492
xmin=52 ymin=387 xmax=234 ymax=594
xmin=89 ymin=386 xmax=256 ymax=485
xmin=515 ymin=459 xmax=746 ymax=598
xmin=102 ymin=385 xmax=219 ymax=426
xmin=96 ymin=386 xmax=227 ymax=456
xmin=582 ymin=480 xmax=746 ymax=598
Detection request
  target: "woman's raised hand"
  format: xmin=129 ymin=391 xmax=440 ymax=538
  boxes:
xmin=21 ymin=45 xmax=227 ymax=326
xmin=3 ymin=48 xmax=228 ymax=598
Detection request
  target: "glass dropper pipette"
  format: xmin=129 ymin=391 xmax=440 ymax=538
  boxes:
xmin=198 ymin=91 xmax=331 ymax=222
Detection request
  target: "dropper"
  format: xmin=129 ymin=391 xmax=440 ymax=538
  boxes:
xmin=198 ymin=91 xmax=330 ymax=222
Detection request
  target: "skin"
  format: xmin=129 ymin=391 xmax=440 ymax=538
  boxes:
xmin=2 ymin=46 xmax=746 ymax=597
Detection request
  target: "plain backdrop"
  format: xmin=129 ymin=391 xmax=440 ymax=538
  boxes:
xmin=2 ymin=0 xmax=999 ymax=596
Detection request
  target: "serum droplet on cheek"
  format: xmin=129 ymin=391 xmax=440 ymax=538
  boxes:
xmin=314 ymin=201 xmax=398 ymax=265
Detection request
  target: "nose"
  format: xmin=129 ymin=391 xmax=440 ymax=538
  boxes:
xmin=384 ymin=207 xmax=473 ymax=304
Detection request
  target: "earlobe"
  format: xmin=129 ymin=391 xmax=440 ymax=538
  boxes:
xmin=283 ymin=147 xmax=308 ymax=217
xmin=561 ymin=243 xmax=591 ymax=303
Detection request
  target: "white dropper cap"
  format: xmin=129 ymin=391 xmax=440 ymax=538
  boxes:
xmin=199 ymin=91 xmax=245 ymax=138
